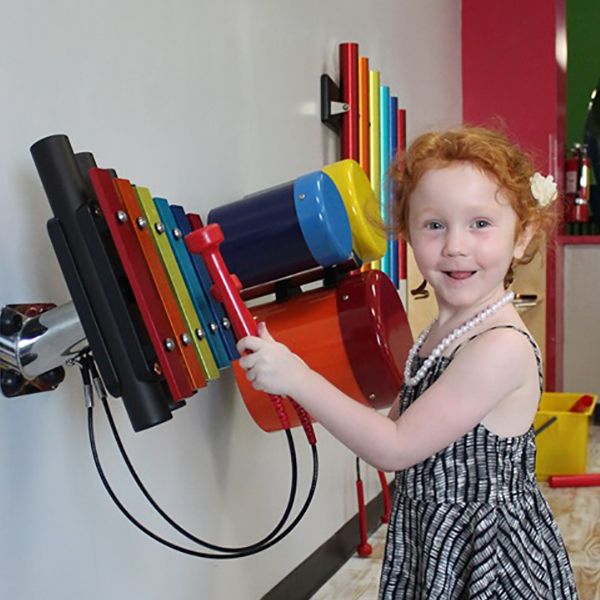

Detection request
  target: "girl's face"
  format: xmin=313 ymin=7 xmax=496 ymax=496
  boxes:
xmin=407 ymin=163 xmax=529 ymax=315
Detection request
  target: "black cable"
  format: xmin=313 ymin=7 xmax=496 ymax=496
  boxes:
xmin=87 ymin=405 xmax=319 ymax=558
xmin=80 ymin=356 xmax=319 ymax=558
xmin=88 ymin=355 xmax=299 ymax=552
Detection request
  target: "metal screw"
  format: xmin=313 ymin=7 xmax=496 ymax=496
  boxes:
xmin=181 ymin=333 xmax=191 ymax=346
xmin=221 ymin=317 xmax=231 ymax=329
xmin=116 ymin=210 xmax=128 ymax=224
xmin=155 ymin=222 xmax=165 ymax=234
xmin=164 ymin=338 xmax=175 ymax=352
xmin=195 ymin=327 xmax=204 ymax=340
xmin=92 ymin=206 xmax=101 ymax=216
xmin=136 ymin=217 xmax=147 ymax=229
xmin=298 ymin=193 xmax=306 ymax=201
xmin=369 ymin=393 xmax=376 ymax=401
xmin=172 ymin=228 xmax=183 ymax=240
xmin=343 ymin=103 xmax=349 ymax=111
xmin=341 ymin=294 xmax=349 ymax=301
xmin=209 ymin=322 xmax=218 ymax=334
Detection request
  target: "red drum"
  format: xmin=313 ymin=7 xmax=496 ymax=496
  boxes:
xmin=233 ymin=270 xmax=412 ymax=432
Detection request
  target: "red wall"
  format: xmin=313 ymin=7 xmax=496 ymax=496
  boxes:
xmin=462 ymin=0 xmax=565 ymax=171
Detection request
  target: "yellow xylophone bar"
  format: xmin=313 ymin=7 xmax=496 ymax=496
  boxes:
xmin=137 ymin=186 xmax=219 ymax=381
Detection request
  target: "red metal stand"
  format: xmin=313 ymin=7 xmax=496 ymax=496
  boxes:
xmin=355 ymin=458 xmax=373 ymax=557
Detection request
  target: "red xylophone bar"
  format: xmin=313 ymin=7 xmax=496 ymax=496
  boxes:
xmin=185 ymin=223 xmax=316 ymax=444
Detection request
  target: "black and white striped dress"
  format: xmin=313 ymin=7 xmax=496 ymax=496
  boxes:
xmin=379 ymin=326 xmax=578 ymax=599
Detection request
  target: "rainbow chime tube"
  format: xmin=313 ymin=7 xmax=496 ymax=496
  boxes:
xmin=339 ymin=42 xmax=408 ymax=293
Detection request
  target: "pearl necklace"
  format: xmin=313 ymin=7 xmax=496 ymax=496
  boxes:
xmin=403 ymin=290 xmax=515 ymax=387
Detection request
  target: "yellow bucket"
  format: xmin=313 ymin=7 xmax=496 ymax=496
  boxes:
xmin=534 ymin=392 xmax=597 ymax=480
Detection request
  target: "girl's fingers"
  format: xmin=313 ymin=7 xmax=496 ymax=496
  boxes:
xmin=258 ymin=321 xmax=275 ymax=342
xmin=236 ymin=335 xmax=263 ymax=354
xmin=238 ymin=353 xmax=259 ymax=370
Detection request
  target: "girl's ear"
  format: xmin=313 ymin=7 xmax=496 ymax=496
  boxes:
xmin=513 ymin=225 xmax=535 ymax=260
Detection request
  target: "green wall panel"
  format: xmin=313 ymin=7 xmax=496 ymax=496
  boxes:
xmin=567 ymin=0 xmax=600 ymax=150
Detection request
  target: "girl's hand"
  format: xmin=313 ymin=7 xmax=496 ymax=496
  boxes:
xmin=236 ymin=322 xmax=310 ymax=398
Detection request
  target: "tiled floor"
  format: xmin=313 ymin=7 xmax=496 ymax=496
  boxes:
xmin=312 ymin=425 xmax=600 ymax=600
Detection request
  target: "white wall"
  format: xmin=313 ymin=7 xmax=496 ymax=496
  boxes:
xmin=0 ymin=1 xmax=461 ymax=598
xmin=563 ymin=246 xmax=600 ymax=396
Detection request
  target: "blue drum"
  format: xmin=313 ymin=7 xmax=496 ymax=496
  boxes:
xmin=207 ymin=170 xmax=353 ymax=288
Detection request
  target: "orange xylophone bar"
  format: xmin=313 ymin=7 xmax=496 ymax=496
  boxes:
xmin=185 ymin=224 xmax=317 ymax=444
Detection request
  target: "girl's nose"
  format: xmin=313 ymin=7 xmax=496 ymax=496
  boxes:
xmin=442 ymin=230 xmax=468 ymax=257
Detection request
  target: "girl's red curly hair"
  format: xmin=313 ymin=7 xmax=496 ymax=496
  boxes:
xmin=391 ymin=125 xmax=557 ymax=287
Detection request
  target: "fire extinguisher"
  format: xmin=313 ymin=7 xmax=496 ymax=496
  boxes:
xmin=565 ymin=143 xmax=591 ymax=224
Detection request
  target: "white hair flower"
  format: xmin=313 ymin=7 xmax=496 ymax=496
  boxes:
xmin=530 ymin=172 xmax=558 ymax=207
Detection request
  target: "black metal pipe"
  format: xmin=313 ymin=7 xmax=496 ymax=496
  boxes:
xmin=31 ymin=134 xmax=172 ymax=431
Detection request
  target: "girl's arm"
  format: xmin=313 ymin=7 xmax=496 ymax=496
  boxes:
xmin=386 ymin=394 xmax=401 ymax=421
xmin=237 ymin=324 xmax=535 ymax=471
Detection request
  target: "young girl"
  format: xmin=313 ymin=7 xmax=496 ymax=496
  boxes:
xmin=237 ymin=126 xmax=578 ymax=599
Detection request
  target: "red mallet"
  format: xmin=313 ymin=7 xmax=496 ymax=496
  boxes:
xmin=185 ymin=223 xmax=316 ymax=443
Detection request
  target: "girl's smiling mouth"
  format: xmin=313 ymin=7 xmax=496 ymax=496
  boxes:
xmin=444 ymin=271 xmax=476 ymax=280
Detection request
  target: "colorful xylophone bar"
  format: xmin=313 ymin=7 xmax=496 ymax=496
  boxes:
xmin=114 ymin=180 xmax=209 ymax=391
xmin=89 ymin=172 xmax=240 ymax=391
xmin=89 ymin=169 xmax=201 ymax=401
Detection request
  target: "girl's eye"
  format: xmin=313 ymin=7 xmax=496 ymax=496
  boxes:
xmin=425 ymin=221 xmax=443 ymax=230
xmin=473 ymin=219 xmax=491 ymax=229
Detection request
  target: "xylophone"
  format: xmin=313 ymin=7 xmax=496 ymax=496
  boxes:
xmin=26 ymin=134 xmax=411 ymax=435
xmin=0 ymin=133 xmax=413 ymax=556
